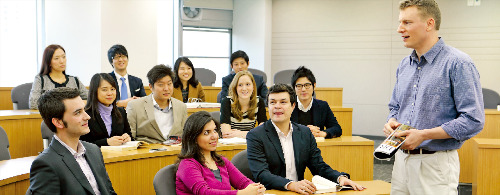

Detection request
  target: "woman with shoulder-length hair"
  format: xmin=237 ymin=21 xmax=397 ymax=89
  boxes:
xmin=28 ymin=44 xmax=88 ymax=109
xmin=175 ymin=111 xmax=265 ymax=195
xmin=80 ymin=73 xmax=131 ymax=147
xmin=172 ymin=57 xmax=206 ymax=102
xmin=220 ymin=71 xmax=267 ymax=138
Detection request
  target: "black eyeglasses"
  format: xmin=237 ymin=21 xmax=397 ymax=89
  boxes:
xmin=295 ymin=83 xmax=312 ymax=89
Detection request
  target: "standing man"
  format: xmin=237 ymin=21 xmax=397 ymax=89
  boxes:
xmin=28 ymin=87 xmax=116 ymax=195
xmin=384 ymin=0 xmax=484 ymax=194
xmin=108 ymin=44 xmax=147 ymax=108
xmin=247 ymin=84 xmax=364 ymax=194
xmin=127 ymin=65 xmax=187 ymax=143
xmin=220 ymin=50 xmax=268 ymax=102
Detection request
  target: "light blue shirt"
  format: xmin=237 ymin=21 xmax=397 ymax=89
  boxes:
xmin=388 ymin=38 xmax=485 ymax=151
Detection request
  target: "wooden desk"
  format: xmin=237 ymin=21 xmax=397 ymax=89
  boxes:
xmin=0 ymin=87 xmax=13 ymax=110
xmin=0 ymin=156 xmax=36 ymax=195
xmin=0 ymin=110 xmax=43 ymax=159
xmin=0 ymin=136 xmax=372 ymax=195
xmin=458 ymin=109 xmax=500 ymax=183
xmin=187 ymin=107 xmax=353 ymax=136
xmin=472 ymin=138 xmax=500 ymax=195
xmin=265 ymin=180 xmax=391 ymax=195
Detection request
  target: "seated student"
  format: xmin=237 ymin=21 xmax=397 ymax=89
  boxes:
xmin=246 ymin=84 xmax=365 ymax=193
xmin=107 ymin=44 xmax=147 ymax=107
xmin=127 ymin=64 xmax=187 ymax=143
xmin=176 ymin=111 xmax=266 ymax=195
xmin=220 ymin=71 xmax=267 ymax=138
xmin=29 ymin=44 xmax=88 ymax=110
xmin=27 ymin=87 xmax=116 ymax=195
xmin=219 ymin=50 xmax=268 ymax=103
xmin=80 ymin=73 xmax=132 ymax=147
xmin=290 ymin=66 xmax=342 ymax=138
xmin=172 ymin=57 xmax=206 ymax=102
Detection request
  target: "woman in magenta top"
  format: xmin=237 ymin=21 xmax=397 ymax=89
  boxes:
xmin=175 ymin=111 xmax=265 ymax=195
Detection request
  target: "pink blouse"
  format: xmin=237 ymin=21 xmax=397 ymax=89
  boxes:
xmin=176 ymin=156 xmax=253 ymax=195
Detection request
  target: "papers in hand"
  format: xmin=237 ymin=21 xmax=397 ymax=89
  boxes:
xmin=218 ymin=137 xmax=246 ymax=145
xmin=185 ymin=102 xmax=221 ymax=109
xmin=373 ymin=124 xmax=414 ymax=160
xmin=101 ymin=141 xmax=148 ymax=151
xmin=312 ymin=175 xmax=352 ymax=194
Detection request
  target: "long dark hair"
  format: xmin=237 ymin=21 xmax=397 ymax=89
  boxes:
xmin=39 ymin=44 xmax=66 ymax=75
xmin=85 ymin=73 xmax=122 ymax=122
xmin=173 ymin=57 xmax=199 ymax=89
xmin=176 ymin=111 xmax=223 ymax=167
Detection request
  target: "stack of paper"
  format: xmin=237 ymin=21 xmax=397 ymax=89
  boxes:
xmin=218 ymin=137 xmax=246 ymax=145
xmin=185 ymin=102 xmax=221 ymax=109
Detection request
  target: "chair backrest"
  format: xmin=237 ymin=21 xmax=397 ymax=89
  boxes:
xmin=217 ymin=91 xmax=222 ymax=103
xmin=232 ymin=69 xmax=268 ymax=84
xmin=11 ymin=82 xmax=33 ymax=110
xmin=153 ymin=164 xmax=177 ymax=195
xmin=0 ymin=126 xmax=11 ymax=161
xmin=195 ymin=68 xmax=216 ymax=86
xmin=41 ymin=121 xmax=54 ymax=149
xmin=230 ymin=149 xmax=253 ymax=181
xmin=248 ymin=68 xmax=267 ymax=84
xmin=482 ymin=88 xmax=500 ymax=109
xmin=210 ymin=111 xmax=221 ymax=124
xmin=273 ymin=69 xmax=295 ymax=85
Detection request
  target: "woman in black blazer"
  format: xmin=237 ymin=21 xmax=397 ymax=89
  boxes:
xmin=81 ymin=73 xmax=132 ymax=147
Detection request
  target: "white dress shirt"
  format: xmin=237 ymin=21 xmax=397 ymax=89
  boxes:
xmin=297 ymin=96 xmax=313 ymax=112
xmin=272 ymin=121 xmax=298 ymax=183
xmin=116 ymin=73 xmax=131 ymax=99
xmin=53 ymin=135 xmax=101 ymax=195
xmin=152 ymin=96 xmax=174 ymax=139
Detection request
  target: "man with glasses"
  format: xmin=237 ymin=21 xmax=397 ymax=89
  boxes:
xmin=290 ymin=66 xmax=342 ymax=138
xmin=108 ymin=44 xmax=146 ymax=107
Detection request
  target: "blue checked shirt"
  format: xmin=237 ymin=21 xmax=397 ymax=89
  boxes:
xmin=388 ymin=38 xmax=484 ymax=151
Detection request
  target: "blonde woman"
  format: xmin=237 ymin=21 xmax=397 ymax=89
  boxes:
xmin=220 ymin=71 xmax=266 ymax=138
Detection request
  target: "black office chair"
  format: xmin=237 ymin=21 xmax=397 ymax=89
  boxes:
xmin=231 ymin=149 xmax=253 ymax=181
xmin=11 ymin=82 xmax=33 ymax=110
xmin=153 ymin=164 xmax=177 ymax=195
xmin=0 ymin=126 xmax=11 ymax=161
xmin=273 ymin=69 xmax=295 ymax=85
xmin=195 ymin=68 xmax=217 ymax=86
xmin=482 ymin=88 xmax=500 ymax=109
xmin=41 ymin=121 xmax=54 ymax=149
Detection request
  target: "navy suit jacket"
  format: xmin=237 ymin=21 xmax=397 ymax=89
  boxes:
xmin=246 ymin=120 xmax=348 ymax=190
xmin=109 ymin=71 xmax=147 ymax=99
xmin=220 ymin=73 xmax=268 ymax=102
xmin=291 ymin=99 xmax=342 ymax=138
xmin=28 ymin=139 xmax=116 ymax=195
xmin=80 ymin=107 xmax=132 ymax=147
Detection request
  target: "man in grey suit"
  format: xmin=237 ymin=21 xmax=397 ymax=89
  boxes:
xmin=27 ymin=87 xmax=116 ymax=195
xmin=127 ymin=64 xmax=187 ymax=143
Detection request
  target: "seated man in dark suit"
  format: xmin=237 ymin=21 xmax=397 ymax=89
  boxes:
xmin=27 ymin=87 xmax=116 ymax=195
xmin=108 ymin=44 xmax=147 ymax=108
xmin=247 ymin=84 xmax=365 ymax=194
xmin=290 ymin=66 xmax=342 ymax=138
xmin=220 ymin=50 xmax=268 ymax=102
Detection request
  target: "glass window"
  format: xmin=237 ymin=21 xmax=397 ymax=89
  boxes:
xmin=0 ymin=0 xmax=38 ymax=87
xmin=182 ymin=27 xmax=231 ymax=87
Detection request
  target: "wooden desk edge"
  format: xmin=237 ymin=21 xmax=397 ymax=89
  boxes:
xmin=472 ymin=138 xmax=500 ymax=149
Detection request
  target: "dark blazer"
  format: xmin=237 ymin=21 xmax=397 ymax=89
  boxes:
xmin=220 ymin=73 xmax=268 ymax=103
xmin=291 ymin=99 xmax=342 ymax=138
xmin=246 ymin=120 xmax=349 ymax=190
xmin=80 ymin=107 xmax=132 ymax=147
xmin=109 ymin=71 xmax=147 ymax=99
xmin=28 ymin=139 xmax=116 ymax=195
